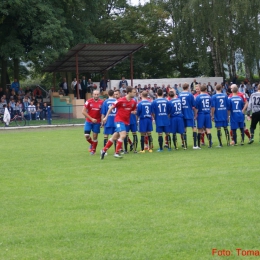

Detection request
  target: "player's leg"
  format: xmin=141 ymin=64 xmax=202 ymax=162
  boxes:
xmin=166 ymin=134 xmax=171 ymax=150
xmin=224 ymin=127 xmax=230 ymax=146
xmin=248 ymin=112 xmax=259 ymax=144
xmin=193 ymin=129 xmax=198 ymax=148
xmin=158 ymin=133 xmax=163 ymax=151
xmin=84 ymin=122 xmax=94 ymax=147
xmin=206 ymin=129 xmax=212 ymax=148
xmin=196 ymin=115 xmax=204 ymax=149
xmin=124 ymin=131 xmax=129 ymax=153
xmin=131 ymin=123 xmax=138 ymax=153
xmin=216 ymin=126 xmax=223 ymax=147
xmin=178 ymin=117 xmax=186 ymax=150
xmin=128 ymin=137 xmax=133 ymax=151
xmin=172 ymin=133 xmax=178 ymax=150
xmin=156 ymin=125 xmax=163 ymax=151
xmin=239 ymin=122 xmax=245 ymax=145
xmin=139 ymin=133 xmax=145 ymax=153
xmin=104 ymin=134 xmax=108 ymax=147
xmin=144 ymin=134 xmax=149 ymax=150
xmin=115 ymin=130 xmax=126 ymax=156
xmin=244 ymin=122 xmax=251 ymax=141
xmin=101 ymin=123 xmax=122 ymax=159
xmin=230 ymin=130 xmax=234 ymax=145
xmin=91 ymin=132 xmax=98 ymax=154
xmin=205 ymin=114 xmax=212 ymax=148
xmin=201 ymin=131 xmax=205 ymax=145
xmin=90 ymin=124 xmax=101 ymax=154
xmin=232 ymin=129 xmax=237 ymax=145
xmin=164 ymin=134 xmax=169 ymax=148
xmin=147 ymin=132 xmax=153 ymax=152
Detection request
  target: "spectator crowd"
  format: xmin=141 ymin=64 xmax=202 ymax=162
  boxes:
xmin=0 ymin=81 xmax=49 ymax=122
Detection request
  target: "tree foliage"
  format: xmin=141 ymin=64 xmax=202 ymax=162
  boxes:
xmin=0 ymin=0 xmax=260 ymax=90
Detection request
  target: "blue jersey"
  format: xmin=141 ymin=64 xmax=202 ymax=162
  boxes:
xmin=179 ymin=92 xmax=195 ymax=119
xmin=137 ymin=100 xmax=152 ymax=119
xmin=195 ymin=94 xmax=211 ymax=114
xmin=211 ymin=93 xmax=229 ymax=122
xmin=151 ymin=98 xmax=170 ymax=126
xmin=168 ymin=98 xmax=183 ymax=118
xmin=101 ymin=98 xmax=116 ymax=127
xmin=130 ymin=97 xmax=137 ymax=124
xmin=228 ymin=96 xmax=245 ymax=123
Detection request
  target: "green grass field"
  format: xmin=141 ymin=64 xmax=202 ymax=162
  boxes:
xmin=1 ymin=126 xmax=260 ymax=260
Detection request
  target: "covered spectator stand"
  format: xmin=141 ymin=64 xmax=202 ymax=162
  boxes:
xmin=43 ymin=43 xmax=145 ymax=99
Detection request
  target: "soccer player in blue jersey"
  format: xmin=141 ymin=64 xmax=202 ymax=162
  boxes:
xmin=228 ymin=85 xmax=247 ymax=145
xmin=195 ymin=84 xmax=212 ymax=148
xmin=211 ymin=84 xmax=230 ymax=147
xmin=151 ymin=88 xmax=171 ymax=151
xmin=101 ymin=89 xmax=117 ymax=148
xmin=168 ymin=91 xmax=186 ymax=150
xmin=137 ymin=91 xmax=153 ymax=153
xmin=179 ymin=83 xmax=199 ymax=149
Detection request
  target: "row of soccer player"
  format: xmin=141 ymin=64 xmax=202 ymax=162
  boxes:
xmin=81 ymin=84 xmax=260 ymax=159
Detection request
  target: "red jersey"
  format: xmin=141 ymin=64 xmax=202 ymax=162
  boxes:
xmin=84 ymin=98 xmax=103 ymax=123
xmin=228 ymin=92 xmax=247 ymax=103
xmin=113 ymin=97 xmax=137 ymax=125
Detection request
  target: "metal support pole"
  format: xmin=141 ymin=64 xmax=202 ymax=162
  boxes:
xmin=130 ymin=54 xmax=133 ymax=87
xmin=76 ymin=53 xmax=79 ymax=99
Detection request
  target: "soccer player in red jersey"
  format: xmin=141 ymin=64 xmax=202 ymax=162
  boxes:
xmin=100 ymin=86 xmax=137 ymax=159
xmin=82 ymin=90 xmax=103 ymax=155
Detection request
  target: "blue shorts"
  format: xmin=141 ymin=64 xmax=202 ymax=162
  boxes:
xmin=103 ymin=126 xmax=116 ymax=135
xmin=197 ymin=114 xmax=212 ymax=129
xmin=170 ymin=117 xmax=185 ymax=134
xmin=230 ymin=121 xmax=244 ymax=130
xmin=84 ymin=121 xmax=101 ymax=134
xmin=184 ymin=118 xmax=196 ymax=128
xmin=114 ymin=122 xmax=127 ymax=132
xmin=215 ymin=120 xmax=228 ymax=128
xmin=139 ymin=118 xmax=153 ymax=133
xmin=156 ymin=125 xmax=170 ymax=133
xmin=126 ymin=123 xmax=137 ymax=133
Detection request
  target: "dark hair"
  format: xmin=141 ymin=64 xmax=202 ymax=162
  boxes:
xmin=126 ymin=86 xmax=133 ymax=94
xmin=108 ymin=89 xmax=114 ymax=97
xmin=142 ymin=91 xmax=148 ymax=98
xmin=216 ymin=84 xmax=222 ymax=91
xmin=157 ymin=89 xmax=163 ymax=96
xmin=169 ymin=91 xmax=175 ymax=98
xmin=200 ymin=85 xmax=207 ymax=92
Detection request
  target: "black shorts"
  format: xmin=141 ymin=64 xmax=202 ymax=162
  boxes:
xmin=250 ymin=111 xmax=260 ymax=129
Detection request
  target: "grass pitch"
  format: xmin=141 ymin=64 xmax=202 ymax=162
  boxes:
xmin=0 ymin=126 xmax=260 ymax=260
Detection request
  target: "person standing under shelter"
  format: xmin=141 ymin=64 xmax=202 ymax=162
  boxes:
xmin=81 ymin=76 xmax=87 ymax=100
xmin=100 ymin=76 xmax=108 ymax=92
xmin=87 ymin=79 xmax=93 ymax=94
xmin=119 ymin=76 xmax=128 ymax=89
xmin=60 ymin=78 xmax=68 ymax=96
xmin=71 ymin=78 xmax=77 ymax=97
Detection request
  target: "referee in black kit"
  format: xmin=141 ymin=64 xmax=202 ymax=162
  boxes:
xmin=247 ymin=84 xmax=260 ymax=144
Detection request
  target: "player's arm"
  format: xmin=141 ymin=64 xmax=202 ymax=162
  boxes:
xmin=242 ymin=100 xmax=248 ymax=113
xmin=82 ymin=106 xmax=97 ymax=123
xmin=246 ymin=96 xmax=252 ymax=118
xmin=211 ymin=107 xmax=215 ymax=121
xmin=194 ymin=108 xmax=198 ymax=119
xmin=102 ymin=104 xmax=115 ymax=124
